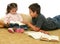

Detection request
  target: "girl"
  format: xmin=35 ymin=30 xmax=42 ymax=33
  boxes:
xmin=4 ymin=3 xmax=27 ymax=33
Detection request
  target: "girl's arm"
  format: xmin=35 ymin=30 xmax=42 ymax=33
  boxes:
xmin=4 ymin=15 xmax=10 ymax=24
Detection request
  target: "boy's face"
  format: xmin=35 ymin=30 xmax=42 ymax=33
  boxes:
xmin=29 ymin=9 xmax=37 ymax=18
xmin=10 ymin=8 xmax=17 ymax=14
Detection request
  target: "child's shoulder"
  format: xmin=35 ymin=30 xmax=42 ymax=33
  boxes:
xmin=6 ymin=13 xmax=12 ymax=16
xmin=5 ymin=13 xmax=12 ymax=18
xmin=39 ymin=14 xmax=45 ymax=18
xmin=16 ymin=13 xmax=23 ymax=18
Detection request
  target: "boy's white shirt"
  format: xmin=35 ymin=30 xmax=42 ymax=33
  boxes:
xmin=25 ymin=31 xmax=59 ymax=41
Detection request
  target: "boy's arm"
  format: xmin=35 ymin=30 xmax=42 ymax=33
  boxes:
xmin=27 ymin=22 xmax=40 ymax=31
xmin=22 ymin=21 xmax=40 ymax=31
xmin=22 ymin=21 xmax=49 ymax=34
xmin=28 ymin=23 xmax=49 ymax=34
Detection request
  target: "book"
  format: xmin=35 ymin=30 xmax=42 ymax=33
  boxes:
xmin=25 ymin=31 xmax=59 ymax=42
xmin=10 ymin=21 xmax=25 ymax=25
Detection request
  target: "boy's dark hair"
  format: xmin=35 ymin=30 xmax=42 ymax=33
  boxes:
xmin=29 ymin=3 xmax=41 ymax=14
xmin=6 ymin=3 xmax=17 ymax=14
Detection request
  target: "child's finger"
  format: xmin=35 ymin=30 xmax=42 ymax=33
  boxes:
xmin=39 ymin=30 xmax=49 ymax=35
xmin=44 ymin=31 xmax=50 ymax=35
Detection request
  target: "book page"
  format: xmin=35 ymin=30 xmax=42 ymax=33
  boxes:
xmin=10 ymin=21 xmax=25 ymax=25
xmin=25 ymin=31 xmax=59 ymax=41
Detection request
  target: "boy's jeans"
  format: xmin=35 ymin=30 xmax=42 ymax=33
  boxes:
xmin=53 ymin=15 xmax=60 ymax=28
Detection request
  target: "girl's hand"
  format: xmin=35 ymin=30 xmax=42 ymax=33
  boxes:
xmin=7 ymin=22 xmax=10 ymax=25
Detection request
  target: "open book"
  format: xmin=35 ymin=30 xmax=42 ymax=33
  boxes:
xmin=10 ymin=21 xmax=25 ymax=25
xmin=25 ymin=31 xmax=59 ymax=42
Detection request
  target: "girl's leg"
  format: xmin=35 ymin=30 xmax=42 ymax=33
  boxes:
xmin=19 ymin=25 xmax=28 ymax=30
xmin=14 ymin=23 xmax=19 ymax=28
xmin=8 ymin=23 xmax=15 ymax=33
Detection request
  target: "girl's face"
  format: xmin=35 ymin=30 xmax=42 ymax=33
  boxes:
xmin=10 ymin=8 xmax=17 ymax=14
xmin=29 ymin=9 xmax=37 ymax=18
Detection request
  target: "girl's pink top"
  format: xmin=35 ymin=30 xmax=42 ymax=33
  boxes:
xmin=4 ymin=13 xmax=23 ymax=24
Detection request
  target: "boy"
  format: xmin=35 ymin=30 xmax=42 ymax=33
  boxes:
xmin=23 ymin=3 xmax=59 ymax=34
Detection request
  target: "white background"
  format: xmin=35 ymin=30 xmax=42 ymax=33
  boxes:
xmin=0 ymin=0 xmax=60 ymax=18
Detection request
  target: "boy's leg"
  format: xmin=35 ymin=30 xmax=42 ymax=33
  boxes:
xmin=53 ymin=15 xmax=60 ymax=28
xmin=45 ymin=17 xmax=57 ymax=30
xmin=53 ymin=15 xmax=60 ymax=22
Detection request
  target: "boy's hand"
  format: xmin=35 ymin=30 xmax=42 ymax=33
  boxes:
xmin=39 ymin=30 xmax=49 ymax=34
